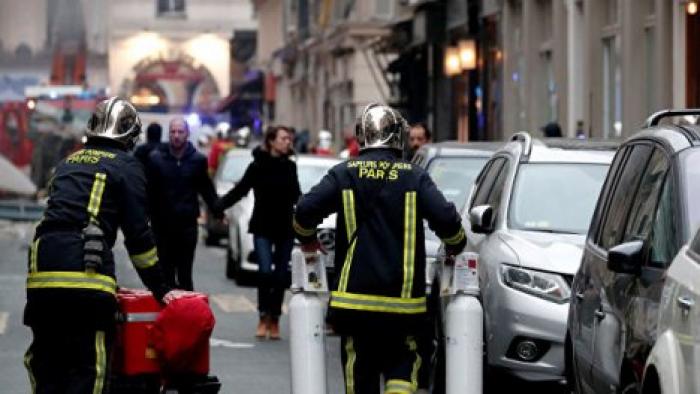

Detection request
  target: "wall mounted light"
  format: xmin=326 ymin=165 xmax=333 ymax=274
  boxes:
xmin=444 ymin=46 xmax=462 ymax=77
xmin=686 ymin=0 xmax=698 ymax=15
xmin=458 ymin=39 xmax=477 ymax=71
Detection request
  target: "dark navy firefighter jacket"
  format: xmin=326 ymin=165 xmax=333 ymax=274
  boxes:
xmin=293 ymin=148 xmax=466 ymax=335
xmin=24 ymin=139 xmax=171 ymax=328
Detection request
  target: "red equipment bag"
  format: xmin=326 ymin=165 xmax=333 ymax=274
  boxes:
xmin=114 ymin=289 xmax=214 ymax=376
xmin=151 ymin=293 xmax=215 ymax=375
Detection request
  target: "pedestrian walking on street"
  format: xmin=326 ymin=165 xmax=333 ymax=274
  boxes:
xmin=294 ymin=103 xmax=467 ymax=394
xmin=134 ymin=122 xmax=163 ymax=168
xmin=23 ymin=97 xmax=190 ymax=394
xmin=146 ymin=117 xmax=222 ymax=291
xmin=215 ymin=125 xmax=301 ymax=340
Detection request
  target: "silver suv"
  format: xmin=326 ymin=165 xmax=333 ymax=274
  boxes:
xmin=463 ymin=133 xmax=615 ymax=382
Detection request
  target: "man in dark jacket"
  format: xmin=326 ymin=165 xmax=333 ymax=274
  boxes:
xmin=146 ymin=117 xmax=222 ymax=290
xmin=134 ymin=122 xmax=162 ymax=168
xmin=24 ymin=97 xmax=188 ymax=394
xmin=294 ymin=104 xmax=466 ymax=394
xmin=215 ymin=125 xmax=301 ymax=339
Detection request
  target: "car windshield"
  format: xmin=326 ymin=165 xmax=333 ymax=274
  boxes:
xmin=509 ymin=163 xmax=609 ymax=234
xmin=682 ymin=148 xmax=700 ymax=237
xmin=427 ymin=157 xmax=489 ymax=211
xmin=219 ymin=153 xmax=252 ymax=183
xmin=298 ymin=161 xmax=336 ymax=193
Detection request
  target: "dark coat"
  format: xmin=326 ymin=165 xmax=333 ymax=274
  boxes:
xmin=293 ymin=148 xmax=466 ymax=335
xmin=146 ymin=142 xmax=219 ymax=228
xmin=26 ymin=139 xmax=171 ymax=328
xmin=218 ymin=146 xmax=301 ymax=239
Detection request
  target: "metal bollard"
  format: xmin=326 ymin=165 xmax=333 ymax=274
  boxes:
xmin=289 ymin=249 xmax=328 ymax=394
xmin=441 ymin=252 xmax=483 ymax=394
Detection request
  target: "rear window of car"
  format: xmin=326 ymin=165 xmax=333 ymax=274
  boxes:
xmin=683 ymin=148 xmax=700 ymax=239
xmin=219 ymin=153 xmax=253 ymax=183
xmin=426 ymin=157 xmax=489 ymax=211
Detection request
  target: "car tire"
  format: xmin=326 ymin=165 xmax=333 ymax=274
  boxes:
xmin=205 ymin=233 xmax=220 ymax=247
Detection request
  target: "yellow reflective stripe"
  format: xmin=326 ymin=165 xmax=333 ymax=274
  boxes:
xmin=442 ymin=227 xmax=465 ymax=245
xmin=345 ymin=337 xmax=356 ymax=394
xmin=130 ymin=247 xmax=158 ymax=269
xmin=87 ymin=172 xmax=107 ymax=218
xmin=93 ymin=330 xmax=106 ymax=394
xmin=339 ymin=190 xmax=357 ymax=292
xmin=385 ymin=379 xmax=414 ymax=394
xmin=402 ymin=192 xmax=416 ymax=298
xmin=27 ymin=271 xmax=117 ymax=294
xmin=293 ymin=218 xmax=316 ymax=237
xmin=408 ymin=336 xmax=421 ymax=390
xmin=24 ymin=349 xmax=36 ymax=394
xmin=29 ymin=238 xmax=40 ymax=273
xmin=330 ymin=291 xmax=426 ymax=314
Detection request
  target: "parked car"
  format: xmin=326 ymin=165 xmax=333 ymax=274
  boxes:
xmin=206 ymin=148 xmax=253 ymax=246
xmin=567 ymin=110 xmax=700 ymax=393
xmin=411 ymin=141 xmax=502 ymax=291
xmin=459 ymin=133 xmax=616 ymax=383
xmin=644 ymin=229 xmax=700 ymax=394
xmin=225 ymin=154 xmax=340 ymax=285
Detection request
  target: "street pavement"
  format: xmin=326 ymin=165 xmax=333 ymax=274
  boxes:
xmin=0 ymin=220 xmax=568 ymax=393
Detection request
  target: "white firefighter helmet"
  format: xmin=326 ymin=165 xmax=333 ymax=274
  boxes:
xmin=85 ymin=97 xmax=142 ymax=150
xmin=355 ymin=103 xmax=407 ymax=151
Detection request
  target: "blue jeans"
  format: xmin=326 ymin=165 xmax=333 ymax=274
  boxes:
xmin=254 ymin=236 xmax=293 ymax=318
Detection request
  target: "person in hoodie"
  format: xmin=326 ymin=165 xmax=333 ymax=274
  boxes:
xmin=215 ymin=125 xmax=301 ymax=340
xmin=134 ymin=122 xmax=163 ymax=168
xmin=146 ymin=117 xmax=222 ymax=291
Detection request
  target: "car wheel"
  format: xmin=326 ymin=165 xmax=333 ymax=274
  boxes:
xmin=205 ymin=233 xmax=220 ymax=247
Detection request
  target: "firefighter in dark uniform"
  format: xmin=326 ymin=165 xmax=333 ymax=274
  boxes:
xmin=23 ymin=97 xmax=188 ymax=394
xmin=294 ymin=103 xmax=467 ymax=394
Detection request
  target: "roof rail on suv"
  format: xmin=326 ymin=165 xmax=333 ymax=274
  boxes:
xmin=645 ymin=109 xmax=700 ymax=128
xmin=511 ymin=131 xmax=533 ymax=157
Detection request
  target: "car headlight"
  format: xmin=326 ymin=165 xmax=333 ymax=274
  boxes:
xmin=500 ymin=264 xmax=571 ymax=303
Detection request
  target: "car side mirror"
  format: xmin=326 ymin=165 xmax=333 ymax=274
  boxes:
xmin=470 ymin=205 xmax=494 ymax=234
xmin=607 ymin=240 xmax=644 ymax=275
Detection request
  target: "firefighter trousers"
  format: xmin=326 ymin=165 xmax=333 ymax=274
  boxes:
xmin=340 ymin=333 xmax=421 ymax=394
xmin=24 ymin=325 xmax=114 ymax=394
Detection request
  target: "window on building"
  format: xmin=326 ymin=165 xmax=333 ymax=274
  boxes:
xmin=375 ymin=0 xmax=395 ymax=20
xmin=156 ymin=0 xmax=185 ymax=18
xmin=605 ymin=0 xmax=619 ymax=26
xmin=603 ymin=35 xmax=622 ymax=138
xmin=644 ymin=1 xmax=657 ymax=115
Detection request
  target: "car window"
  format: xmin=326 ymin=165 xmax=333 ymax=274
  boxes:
xmin=648 ymin=178 xmax=679 ymax=267
xmin=297 ymin=162 xmax=336 ymax=194
xmin=623 ymin=149 xmax=670 ymax=243
xmin=471 ymin=157 xmax=506 ymax=209
xmin=682 ymin=149 xmax=700 ymax=239
xmin=427 ymin=157 xmax=489 ymax=211
xmin=690 ymin=229 xmax=700 ymax=259
xmin=599 ymin=144 xmax=653 ymax=249
xmin=589 ymin=146 xmax=629 ymax=243
xmin=486 ymin=161 xmax=510 ymax=214
xmin=508 ymin=163 xmax=609 ymax=234
xmin=219 ymin=153 xmax=253 ymax=183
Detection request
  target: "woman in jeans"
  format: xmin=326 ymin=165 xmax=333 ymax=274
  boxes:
xmin=216 ymin=126 xmax=301 ymax=339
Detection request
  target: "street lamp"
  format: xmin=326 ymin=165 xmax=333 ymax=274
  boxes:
xmin=458 ymin=39 xmax=477 ymax=71
xmin=444 ymin=46 xmax=462 ymax=77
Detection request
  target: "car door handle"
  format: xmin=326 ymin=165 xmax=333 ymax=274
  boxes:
xmin=677 ymin=296 xmax=695 ymax=311
xmin=594 ymin=309 xmax=605 ymax=319
xmin=575 ymin=292 xmax=585 ymax=301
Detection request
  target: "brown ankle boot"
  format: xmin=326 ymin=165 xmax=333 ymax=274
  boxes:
xmin=255 ymin=317 xmax=269 ymax=339
xmin=269 ymin=318 xmax=280 ymax=340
